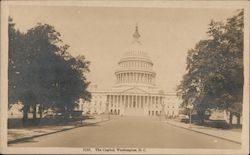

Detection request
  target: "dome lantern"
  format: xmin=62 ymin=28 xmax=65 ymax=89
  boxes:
xmin=115 ymin=25 xmax=156 ymax=87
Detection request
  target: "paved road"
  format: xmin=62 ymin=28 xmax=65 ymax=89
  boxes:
xmin=10 ymin=116 xmax=240 ymax=149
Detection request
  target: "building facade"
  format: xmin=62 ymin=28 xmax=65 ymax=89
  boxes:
xmin=77 ymin=25 xmax=181 ymax=117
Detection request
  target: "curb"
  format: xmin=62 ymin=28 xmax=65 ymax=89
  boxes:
xmin=8 ymin=119 xmax=111 ymax=145
xmin=165 ymin=121 xmax=241 ymax=145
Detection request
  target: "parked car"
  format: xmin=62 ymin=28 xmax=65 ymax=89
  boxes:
xmin=178 ymin=114 xmax=189 ymax=123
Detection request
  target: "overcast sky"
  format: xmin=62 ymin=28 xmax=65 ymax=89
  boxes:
xmin=9 ymin=6 xmax=238 ymax=92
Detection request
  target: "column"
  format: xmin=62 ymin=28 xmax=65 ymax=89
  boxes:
xmin=135 ymin=95 xmax=137 ymax=108
xmin=121 ymin=95 xmax=123 ymax=107
xmin=117 ymin=95 xmax=119 ymax=107
xmin=127 ymin=95 xmax=129 ymax=108
xmin=131 ymin=73 xmax=133 ymax=82
xmin=125 ymin=95 xmax=127 ymax=108
xmin=136 ymin=73 xmax=138 ymax=82
xmin=138 ymin=95 xmax=141 ymax=108
xmin=137 ymin=95 xmax=140 ymax=108
xmin=153 ymin=96 xmax=155 ymax=108
xmin=141 ymin=96 xmax=143 ymax=108
xmin=138 ymin=73 xmax=140 ymax=83
xmin=111 ymin=95 xmax=113 ymax=107
xmin=118 ymin=95 xmax=120 ymax=108
xmin=128 ymin=95 xmax=130 ymax=108
xmin=154 ymin=96 xmax=156 ymax=108
xmin=147 ymin=96 xmax=149 ymax=109
xmin=133 ymin=73 xmax=135 ymax=82
xmin=123 ymin=95 xmax=125 ymax=108
xmin=135 ymin=73 xmax=137 ymax=83
xmin=148 ymin=96 xmax=151 ymax=109
xmin=131 ymin=95 xmax=133 ymax=108
xmin=120 ymin=95 xmax=122 ymax=107
xmin=129 ymin=95 xmax=131 ymax=108
xmin=141 ymin=96 xmax=143 ymax=109
xmin=150 ymin=96 xmax=152 ymax=108
xmin=131 ymin=95 xmax=134 ymax=108
xmin=133 ymin=95 xmax=135 ymax=108
xmin=155 ymin=96 xmax=157 ymax=108
xmin=116 ymin=95 xmax=118 ymax=107
xmin=132 ymin=72 xmax=134 ymax=82
xmin=156 ymin=96 xmax=159 ymax=108
xmin=130 ymin=72 xmax=132 ymax=83
xmin=154 ymin=96 xmax=157 ymax=108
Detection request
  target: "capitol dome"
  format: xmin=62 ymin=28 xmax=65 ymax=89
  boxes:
xmin=115 ymin=25 xmax=156 ymax=87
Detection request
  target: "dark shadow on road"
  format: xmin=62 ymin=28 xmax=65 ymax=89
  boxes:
xmin=8 ymin=116 xmax=94 ymax=129
xmin=9 ymin=138 xmax=40 ymax=145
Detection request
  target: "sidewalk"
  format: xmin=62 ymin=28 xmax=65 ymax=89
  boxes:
xmin=8 ymin=116 xmax=109 ymax=144
xmin=165 ymin=120 xmax=241 ymax=144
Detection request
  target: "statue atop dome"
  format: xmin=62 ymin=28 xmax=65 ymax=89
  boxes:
xmin=133 ymin=24 xmax=140 ymax=39
xmin=132 ymin=24 xmax=141 ymax=44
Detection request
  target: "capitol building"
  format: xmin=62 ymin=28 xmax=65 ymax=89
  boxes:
xmin=77 ymin=25 xmax=181 ymax=117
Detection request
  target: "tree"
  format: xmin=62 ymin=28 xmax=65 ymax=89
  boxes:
xmin=8 ymin=17 xmax=24 ymax=106
xmin=177 ymin=10 xmax=243 ymax=126
xmin=221 ymin=10 xmax=243 ymax=126
xmin=8 ymin=20 xmax=91 ymax=122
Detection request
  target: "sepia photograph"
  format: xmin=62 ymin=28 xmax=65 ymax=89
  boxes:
xmin=0 ymin=0 xmax=249 ymax=154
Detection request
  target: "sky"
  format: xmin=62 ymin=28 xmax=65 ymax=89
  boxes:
xmin=9 ymin=6 xmax=238 ymax=92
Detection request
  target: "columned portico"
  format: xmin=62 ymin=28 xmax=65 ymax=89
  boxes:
xmin=108 ymin=93 xmax=164 ymax=116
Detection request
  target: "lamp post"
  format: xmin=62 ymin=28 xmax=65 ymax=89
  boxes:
xmin=187 ymin=104 xmax=194 ymax=128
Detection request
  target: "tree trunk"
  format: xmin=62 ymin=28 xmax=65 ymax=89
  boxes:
xmin=229 ymin=112 xmax=233 ymax=125
xmin=39 ymin=106 xmax=43 ymax=119
xmin=32 ymin=104 xmax=37 ymax=121
xmin=22 ymin=104 xmax=29 ymax=122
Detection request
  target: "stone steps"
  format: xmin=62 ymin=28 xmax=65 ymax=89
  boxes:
xmin=124 ymin=108 xmax=145 ymax=116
